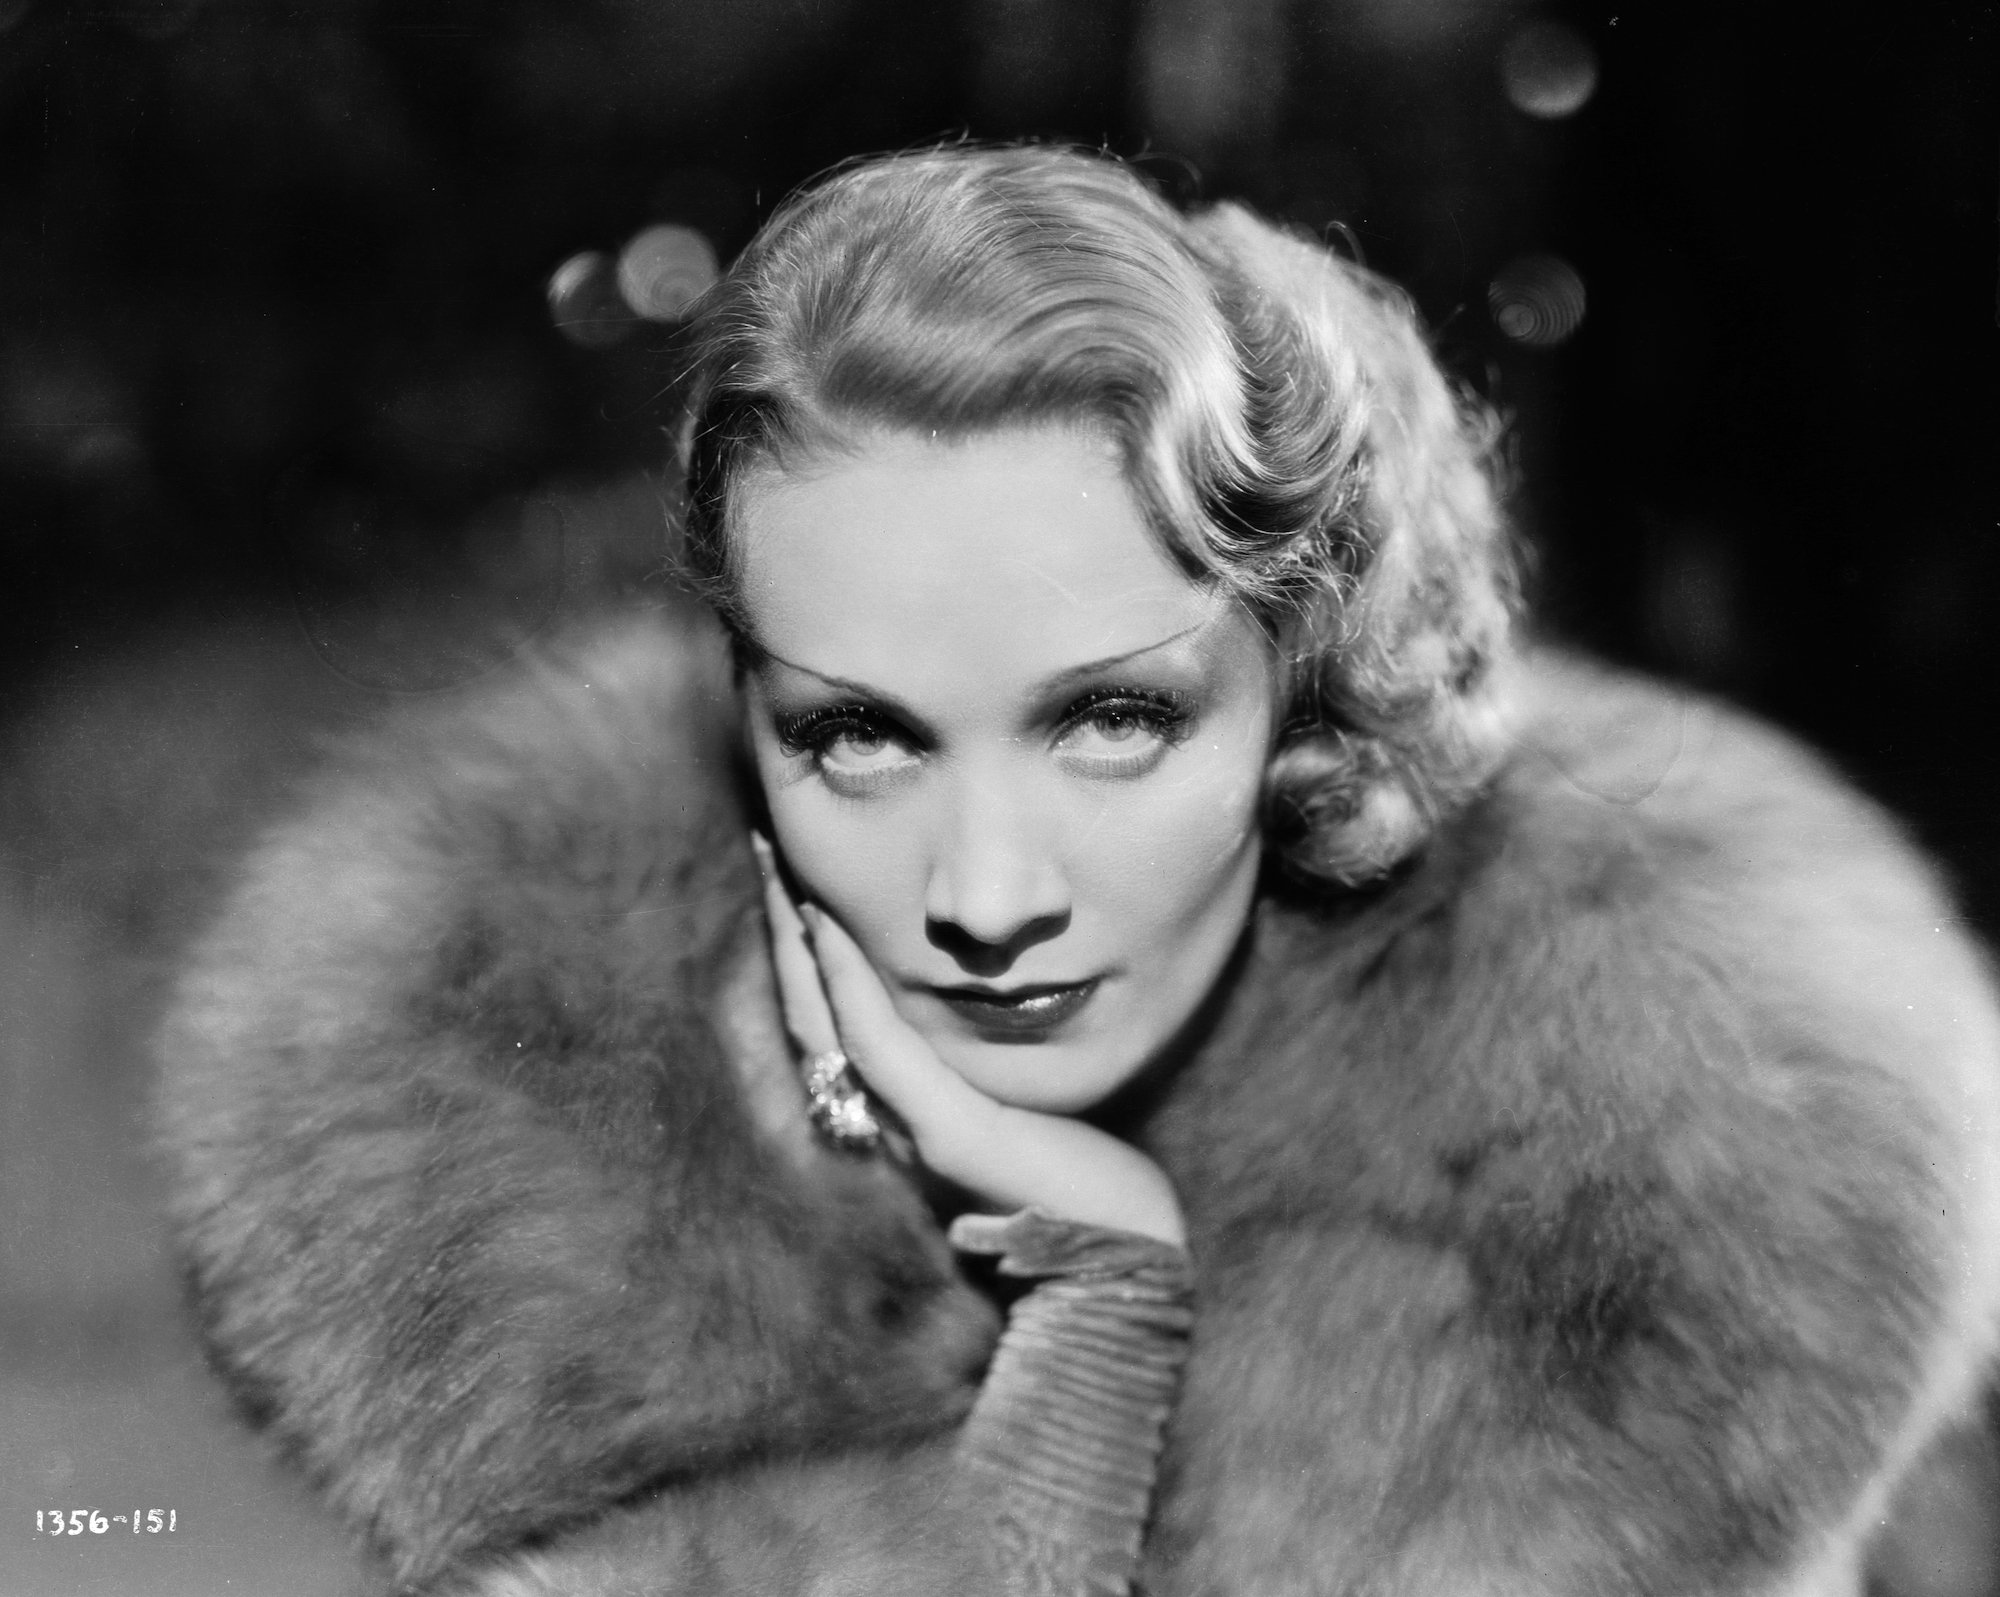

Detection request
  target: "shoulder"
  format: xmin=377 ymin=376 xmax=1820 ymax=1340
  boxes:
xmin=1233 ymin=650 xmax=1999 ymax=1073
xmin=1475 ymin=651 xmax=1998 ymax=1091
xmin=1285 ymin=647 xmax=2000 ymax=1173
xmin=1143 ymin=653 xmax=2000 ymax=1595
xmin=1175 ymin=645 xmax=2000 ymax=1414
xmin=288 ymin=603 xmax=744 ymax=914
xmin=160 ymin=603 xmax=770 ymax=1229
xmin=155 ymin=607 xmax=997 ymax=1585
xmin=1499 ymin=647 xmax=1938 ymax=911
xmin=164 ymin=607 xmax=743 ymax=1089
xmin=1160 ymin=648 xmax=2000 ymax=1199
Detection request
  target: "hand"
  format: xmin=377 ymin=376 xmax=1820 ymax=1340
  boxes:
xmin=753 ymin=833 xmax=1186 ymax=1247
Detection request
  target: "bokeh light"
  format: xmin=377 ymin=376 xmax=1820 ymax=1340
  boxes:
xmin=615 ymin=224 xmax=720 ymax=323
xmin=546 ymin=250 xmax=634 ymax=348
xmin=1501 ymin=20 xmax=1598 ymax=119
xmin=1488 ymin=253 xmax=1586 ymax=346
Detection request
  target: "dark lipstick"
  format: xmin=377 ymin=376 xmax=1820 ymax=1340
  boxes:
xmin=932 ymin=979 xmax=1099 ymax=1040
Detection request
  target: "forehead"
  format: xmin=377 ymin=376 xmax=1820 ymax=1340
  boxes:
xmin=735 ymin=426 xmax=1218 ymax=685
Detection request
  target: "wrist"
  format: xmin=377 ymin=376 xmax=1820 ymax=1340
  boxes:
xmin=950 ymin=1207 xmax=1193 ymax=1280
xmin=924 ymin=1104 xmax=1188 ymax=1248
xmin=949 ymin=1206 xmax=1195 ymax=1594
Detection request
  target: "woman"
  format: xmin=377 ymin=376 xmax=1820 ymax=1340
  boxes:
xmin=158 ymin=146 xmax=2000 ymax=1596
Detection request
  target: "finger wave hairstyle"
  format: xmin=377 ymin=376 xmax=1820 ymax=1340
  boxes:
xmin=678 ymin=144 xmax=1521 ymax=889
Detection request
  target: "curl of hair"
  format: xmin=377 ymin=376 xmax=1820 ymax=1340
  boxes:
xmin=677 ymin=144 xmax=1521 ymax=889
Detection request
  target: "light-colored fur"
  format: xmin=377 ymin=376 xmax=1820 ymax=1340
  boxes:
xmin=156 ymin=615 xmax=2000 ymax=1595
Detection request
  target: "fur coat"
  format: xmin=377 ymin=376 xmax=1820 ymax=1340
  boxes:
xmin=157 ymin=608 xmax=2000 ymax=1597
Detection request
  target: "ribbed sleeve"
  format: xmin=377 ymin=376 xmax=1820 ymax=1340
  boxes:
xmin=948 ymin=1209 xmax=1196 ymax=1597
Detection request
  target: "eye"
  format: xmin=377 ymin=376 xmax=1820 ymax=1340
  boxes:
xmin=1070 ymin=704 xmax=1152 ymax=747
xmin=1055 ymin=689 xmax=1194 ymax=774
xmin=819 ymin=722 xmax=914 ymax=775
xmin=772 ymin=705 xmax=920 ymax=785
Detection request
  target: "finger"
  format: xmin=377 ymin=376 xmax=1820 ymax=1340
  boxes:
xmin=802 ymin=905 xmax=983 ymax=1128
xmin=751 ymin=832 xmax=839 ymax=1058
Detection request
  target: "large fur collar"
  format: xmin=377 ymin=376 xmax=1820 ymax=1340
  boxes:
xmin=158 ymin=609 xmax=2000 ymax=1595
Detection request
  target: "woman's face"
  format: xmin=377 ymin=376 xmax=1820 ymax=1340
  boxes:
xmin=736 ymin=425 xmax=1276 ymax=1114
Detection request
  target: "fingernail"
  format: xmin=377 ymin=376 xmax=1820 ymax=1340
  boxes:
xmin=749 ymin=831 xmax=773 ymax=875
xmin=799 ymin=903 xmax=822 ymax=934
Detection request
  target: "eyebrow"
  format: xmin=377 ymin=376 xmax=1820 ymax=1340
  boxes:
xmin=748 ymin=620 xmax=1208 ymax=712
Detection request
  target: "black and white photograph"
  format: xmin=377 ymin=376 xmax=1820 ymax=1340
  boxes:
xmin=2 ymin=3 xmax=1996 ymax=1593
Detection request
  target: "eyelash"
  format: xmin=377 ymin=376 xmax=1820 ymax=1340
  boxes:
xmin=771 ymin=704 xmax=902 ymax=761
xmin=770 ymin=689 xmax=1196 ymax=775
xmin=1061 ymin=687 xmax=1196 ymax=752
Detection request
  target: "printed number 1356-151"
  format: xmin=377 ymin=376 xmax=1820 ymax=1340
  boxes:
xmin=38 ymin=1509 xmax=176 ymax=1535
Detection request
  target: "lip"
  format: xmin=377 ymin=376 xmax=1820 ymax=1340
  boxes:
xmin=929 ymin=978 xmax=1100 ymax=1040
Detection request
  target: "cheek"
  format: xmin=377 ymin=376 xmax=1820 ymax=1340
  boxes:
xmin=755 ymin=751 xmax=929 ymax=949
xmin=1076 ymin=742 xmax=1267 ymax=939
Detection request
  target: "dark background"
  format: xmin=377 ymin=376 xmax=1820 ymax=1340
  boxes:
xmin=0 ymin=2 xmax=1994 ymax=1592
xmin=5 ymin=0 xmax=1997 ymax=898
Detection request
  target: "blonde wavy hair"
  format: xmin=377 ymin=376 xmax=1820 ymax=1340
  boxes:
xmin=679 ymin=144 xmax=1520 ymax=888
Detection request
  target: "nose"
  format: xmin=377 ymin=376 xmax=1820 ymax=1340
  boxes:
xmin=924 ymin=767 xmax=1071 ymax=974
